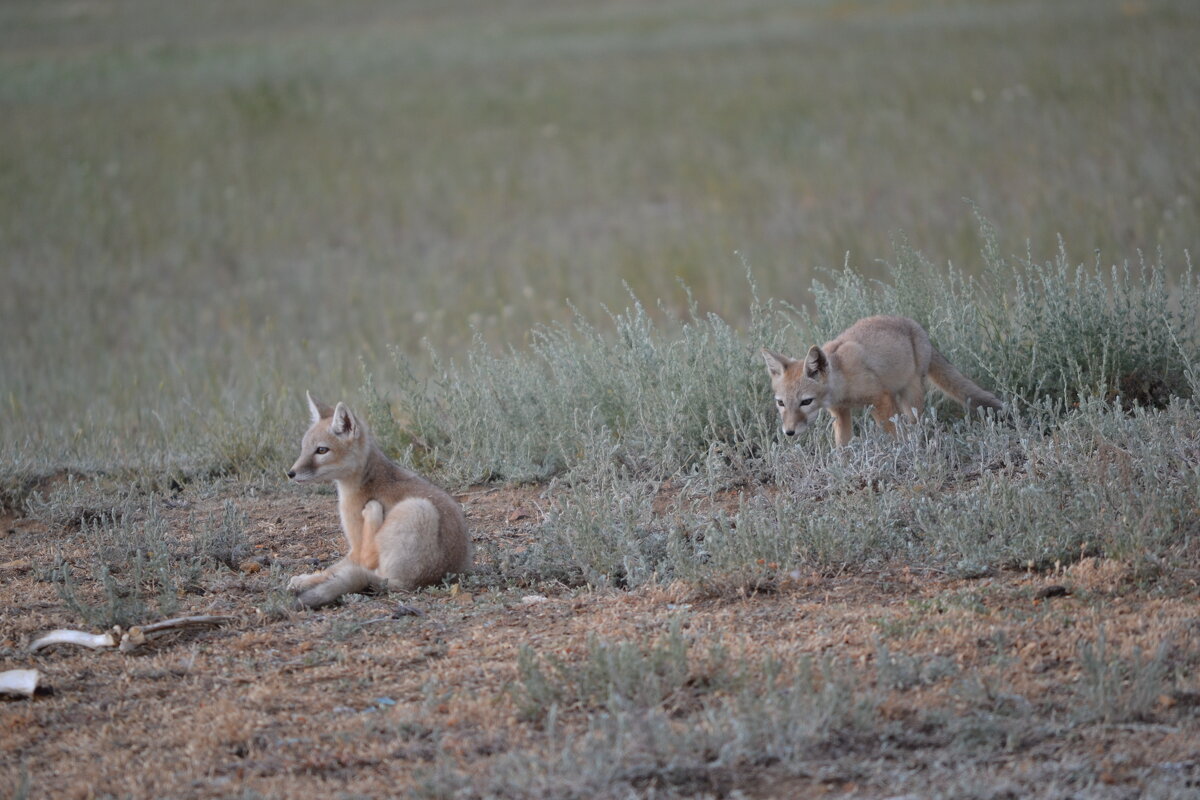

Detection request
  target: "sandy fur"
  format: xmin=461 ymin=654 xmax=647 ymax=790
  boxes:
xmin=287 ymin=395 xmax=471 ymax=607
xmin=764 ymin=316 xmax=1002 ymax=447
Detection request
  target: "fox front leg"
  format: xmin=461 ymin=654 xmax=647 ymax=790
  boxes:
xmin=358 ymin=500 xmax=384 ymax=571
xmin=288 ymin=569 xmax=330 ymax=592
xmin=831 ymin=407 xmax=854 ymax=448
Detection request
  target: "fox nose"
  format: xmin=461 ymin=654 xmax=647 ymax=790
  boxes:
xmin=287 ymin=470 xmax=296 ymax=479
xmin=784 ymin=429 xmax=796 ymax=437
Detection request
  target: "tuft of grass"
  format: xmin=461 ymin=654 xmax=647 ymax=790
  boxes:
xmin=191 ymin=500 xmax=250 ymax=570
xmin=514 ymin=618 xmax=701 ymax=720
xmin=873 ymin=637 xmax=960 ymax=691
xmin=0 ymin=452 xmax=43 ymax=516
xmin=255 ymin=562 xmax=300 ymax=622
xmin=198 ymin=391 xmax=297 ymax=480
xmin=1074 ymin=627 xmax=1176 ymax=725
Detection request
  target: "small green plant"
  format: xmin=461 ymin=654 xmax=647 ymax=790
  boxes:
xmin=515 ymin=619 xmax=696 ymax=720
xmin=52 ymin=501 xmax=196 ymax=628
xmin=191 ymin=500 xmax=250 ymax=570
xmin=873 ymin=637 xmax=960 ymax=691
xmin=255 ymin=563 xmax=298 ymax=622
xmin=1074 ymin=627 xmax=1174 ymax=724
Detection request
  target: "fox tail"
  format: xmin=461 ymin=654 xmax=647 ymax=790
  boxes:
xmin=928 ymin=348 xmax=1004 ymax=416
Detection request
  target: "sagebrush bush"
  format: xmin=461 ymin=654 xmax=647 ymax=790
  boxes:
xmin=1074 ymin=628 xmax=1176 ymax=725
xmin=191 ymin=500 xmax=251 ymax=570
xmin=807 ymin=218 xmax=1197 ymax=412
xmin=379 ymin=282 xmax=793 ymax=485
xmin=365 ymin=228 xmax=1199 ymax=590
xmin=380 ymin=225 xmax=1197 ymax=491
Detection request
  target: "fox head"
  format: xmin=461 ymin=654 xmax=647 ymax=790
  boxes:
xmin=287 ymin=392 xmax=369 ymax=483
xmin=761 ymin=346 xmax=830 ymax=438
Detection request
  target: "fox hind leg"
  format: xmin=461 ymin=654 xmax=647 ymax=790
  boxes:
xmin=899 ymin=379 xmax=924 ymax=422
xmin=374 ymin=498 xmax=442 ymax=589
xmin=870 ymin=394 xmax=899 ymax=436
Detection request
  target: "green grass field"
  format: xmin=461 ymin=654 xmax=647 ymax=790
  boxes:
xmin=2 ymin=0 xmax=1198 ymax=475
xmin=3 ymin=1 xmax=1200 ymax=798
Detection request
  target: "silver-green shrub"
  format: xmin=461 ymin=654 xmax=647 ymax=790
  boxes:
xmin=807 ymin=219 xmax=1197 ymax=411
xmin=384 ymin=282 xmax=792 ymax=485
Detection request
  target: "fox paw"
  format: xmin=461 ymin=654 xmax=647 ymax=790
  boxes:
xmin=295 ymin=587 xmax=332 ymax=610
xmin=288 ymin=572 xmax=327 ymax=592
xmin=362 ymin=500 xmax=384 ymax=526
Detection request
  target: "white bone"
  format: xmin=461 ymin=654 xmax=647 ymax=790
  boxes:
xmin=29 ymin=629 xmax=118 ymax=652
xmin=0 ymin=669 xmax=39 ymax=697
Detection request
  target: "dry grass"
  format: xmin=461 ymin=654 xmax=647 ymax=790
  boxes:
xmin=3 ymin=484 xmax=1199 ymax=799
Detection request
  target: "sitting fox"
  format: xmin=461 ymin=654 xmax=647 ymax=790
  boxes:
xmin=762 ymin=315 xmax=1002 ymax=447
xmin=286 ymin=393 xmax=471 ymax=608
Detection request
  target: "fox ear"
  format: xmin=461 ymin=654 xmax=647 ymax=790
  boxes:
xmin=306 ymin=391 xmax=333 ymax=424
xmin=761 ymin=348 xmax=792 ymax=378
xmin=330 ymin=402 xmax=357 ymax=437
xmin=805 ymin=345 xmax=828 ymax=378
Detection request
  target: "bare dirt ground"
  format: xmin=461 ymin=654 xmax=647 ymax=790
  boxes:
xmin=2 ymin=484 xmax=1199 ymax=799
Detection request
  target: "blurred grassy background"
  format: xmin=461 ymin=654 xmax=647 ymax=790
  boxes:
xmin=2 ymin=0 xmax=1197 ymax=472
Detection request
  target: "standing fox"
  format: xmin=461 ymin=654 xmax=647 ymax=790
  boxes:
xmin=286 ymin=392 xmax=471 ymax=608
xmin=762 ymin=315 xmax=1002 ymax=447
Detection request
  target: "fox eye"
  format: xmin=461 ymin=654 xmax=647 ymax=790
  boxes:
xmin=314 ymin=446 xmax=330 ymax=455
xmin=775 ymin=398 xmax=785 ymax=407
xmin=799 ymin=398 xmax=814 ymax=407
